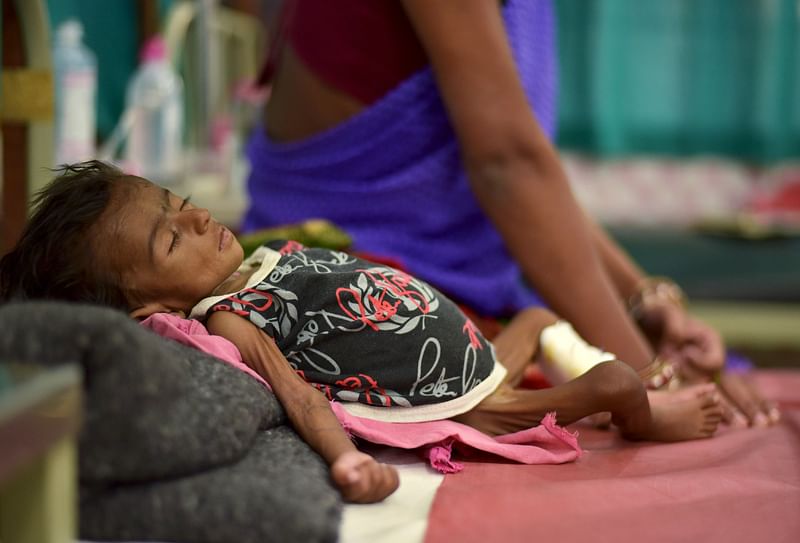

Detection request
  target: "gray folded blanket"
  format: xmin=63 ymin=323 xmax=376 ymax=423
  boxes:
xmin=0 ymin=301 xmax=341 ymax=543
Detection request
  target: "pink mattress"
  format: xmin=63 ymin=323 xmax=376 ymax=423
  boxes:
xmin=425 ymin=370 xmax=800 ymax=543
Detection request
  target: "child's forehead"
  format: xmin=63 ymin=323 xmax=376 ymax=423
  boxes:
xmin=120 ymin=179 xmax=182 ymax=207
xmin=127 ymin=177 xmax=161 ymax=194
xmin=107 ymin=181 xmax=166 ymax=231
xmin=101 ymin=181 xmax=173 ymax=257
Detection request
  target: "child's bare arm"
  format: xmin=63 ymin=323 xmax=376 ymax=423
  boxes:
xmin=206 ymin=311 xmax=399 ymax=503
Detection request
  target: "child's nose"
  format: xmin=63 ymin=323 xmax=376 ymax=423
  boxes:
xmin=183 ymin=207 xmax=211 ymax=233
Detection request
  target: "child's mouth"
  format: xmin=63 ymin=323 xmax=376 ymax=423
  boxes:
xmin=219 ymin=226 xmax=231 ymax=251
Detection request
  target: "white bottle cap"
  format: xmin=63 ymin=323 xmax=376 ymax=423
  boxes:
xmin=57 ymin=19 xmax=84 ymax=45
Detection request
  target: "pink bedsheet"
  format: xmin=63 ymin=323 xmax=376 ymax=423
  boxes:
xmin=425 ymin=370 xmax=800 ymax=543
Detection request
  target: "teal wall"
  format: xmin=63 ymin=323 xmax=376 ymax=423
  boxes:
xmin=556 ymin=0 xmax=800 ymax=162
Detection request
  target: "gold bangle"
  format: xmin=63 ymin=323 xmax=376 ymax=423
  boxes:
xmin=637 ymin=357 xmax=680 ymax=390
xmin=628 ymin=276 xmax=687 ymax=318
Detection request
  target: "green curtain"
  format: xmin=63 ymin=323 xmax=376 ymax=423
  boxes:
xmin=556 ymin=0 xmax=800 ymax=163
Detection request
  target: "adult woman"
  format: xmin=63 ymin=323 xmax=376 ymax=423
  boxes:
xmin=243 ymin=0 xmax=776 ymax=426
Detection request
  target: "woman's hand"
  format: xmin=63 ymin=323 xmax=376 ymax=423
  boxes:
xmin=636 ymin=302 xmax=780 ymax=426
xmin=636 ymin=301 xmax=725 ymax=375
xmin=716 ymin=371 xmax=781 ymax=428
xmin=331 ymin=450 xmax=400 ymax=503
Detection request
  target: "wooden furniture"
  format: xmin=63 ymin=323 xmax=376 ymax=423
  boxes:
xmin=1 ymin=0 xmax=54 ymax=256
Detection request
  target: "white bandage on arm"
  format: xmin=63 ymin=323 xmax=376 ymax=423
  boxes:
xmin=538 ymin=321 xmax=617 ymax=385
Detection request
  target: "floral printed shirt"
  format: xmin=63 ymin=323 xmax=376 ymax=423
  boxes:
xmin=191 ymin=241 xmax=506 ymax=422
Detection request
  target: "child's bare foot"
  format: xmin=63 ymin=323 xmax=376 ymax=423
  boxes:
xmin=637 ymin=384 xmax=724 ymax=441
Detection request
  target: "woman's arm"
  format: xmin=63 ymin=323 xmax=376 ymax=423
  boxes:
xmin=207 ymin=311 xmax=399 ymax=503
xmin=401 ymin=0 xmax=653 ymax=369
xmin=403 ymin=0 xmax=774 ymax=425
xmin=585 ymin=216 xmax=644 ymax=300
xmin=585 ymin=206 xmax=729 ymax=371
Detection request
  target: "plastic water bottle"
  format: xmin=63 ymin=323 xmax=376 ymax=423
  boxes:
xmin=124 ymin=36 xmax=184 ymax=185
xmin=52 ymin=19 xmax=97 ymax=165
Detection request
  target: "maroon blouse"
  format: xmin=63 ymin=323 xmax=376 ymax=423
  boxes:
xmin=260 ymin=0 xmax=429 ymax=104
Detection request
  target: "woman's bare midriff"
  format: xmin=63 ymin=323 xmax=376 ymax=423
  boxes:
xmin=264 ymin=45 xmax=366 ymax=143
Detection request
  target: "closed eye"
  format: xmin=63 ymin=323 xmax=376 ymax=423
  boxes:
xmin=167 ymin=196 xmax=191 ymax=254
xmin=168 ymin=230 xmax=181 ymax=253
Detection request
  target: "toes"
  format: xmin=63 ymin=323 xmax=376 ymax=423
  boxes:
xmin=767 ymin=406 xmax=781 ymax=424
xmin=737 ymin=399 xmax=764 ymax=427
xmin=700 ymin=397 xmax=725 ymax=435
xmin=698 ymin=389 xmax=721 ymax=408
xmin=761 ymin=400 xmax=781 ymax=425
xmin=701 ymin=423 xmax=719 ymax=437
xmin=702 ymin=411 xmax=723 ymax=434
xmin=703 ymin=405 xmax=725 ymax=424
xmin=717 ymin=372 xmax=776 ymax=428
xmin=719 ymin=396 xmax=736 ymax=424
xmin=730 ymin=411 xmax=749 ymax=428
xmin=708 ymin=401 xmax=725 ymax=418
xmin=689 ymin=382 xmax=717 ymax=400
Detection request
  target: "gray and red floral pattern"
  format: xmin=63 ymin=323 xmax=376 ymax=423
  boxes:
xmin=208 ymin=241 xmax=497 ymax=409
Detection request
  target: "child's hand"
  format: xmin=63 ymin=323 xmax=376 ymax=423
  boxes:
xmin=331 ymin=450 xmax=399 ymax=503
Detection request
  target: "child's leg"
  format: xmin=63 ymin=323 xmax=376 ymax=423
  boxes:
xmin=454 ymin=360 xmax=643 ymax=435
xmin=455 ymin=361 xmax=723 ymax=441
xmin=490 ymin=307 xmax=559 ymax=387
xmin=491 ymin=306 xmax=616 ymax=388
xmin=456 ymin=307 xmax=724 ymax=441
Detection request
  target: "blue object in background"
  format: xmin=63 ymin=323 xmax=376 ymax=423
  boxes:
xmin=726 ymin=350 xmax=755 ymax=374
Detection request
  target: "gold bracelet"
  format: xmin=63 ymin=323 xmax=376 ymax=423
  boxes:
xmin=637 ymin=357 xmax=680 ymax=390
xmin=627 ymin=276 xmax=687 ymax=319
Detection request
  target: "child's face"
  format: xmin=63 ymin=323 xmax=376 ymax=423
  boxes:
xmin=109 ymin=179 xmax=244 ymax=315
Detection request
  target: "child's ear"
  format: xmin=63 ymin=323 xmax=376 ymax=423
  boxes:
xmin=129 ymin=302 xmax=179 ymax=320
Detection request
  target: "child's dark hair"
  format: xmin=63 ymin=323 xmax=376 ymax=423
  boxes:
xmin=0 ymin=160 xmax=134 ymax=309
